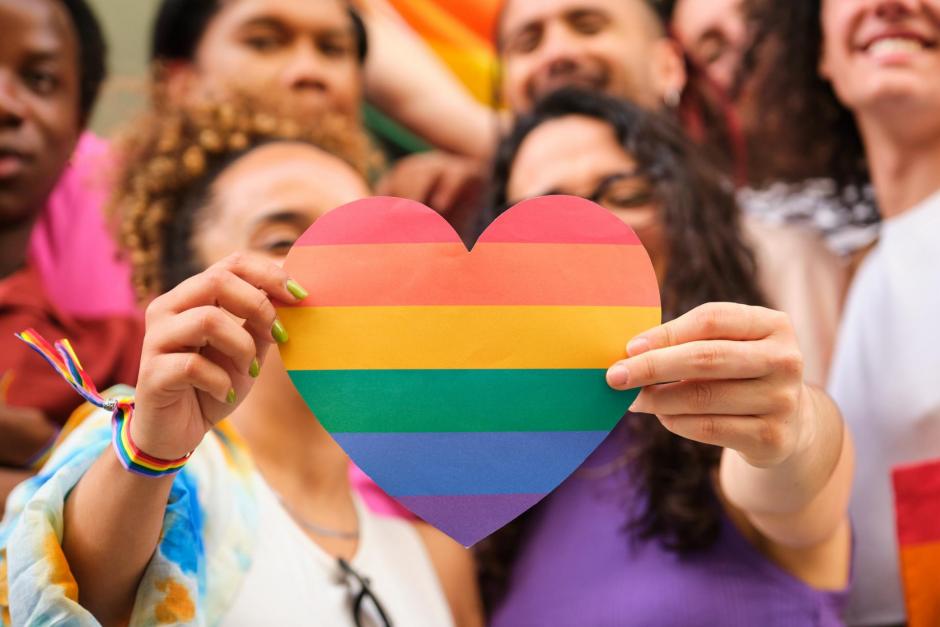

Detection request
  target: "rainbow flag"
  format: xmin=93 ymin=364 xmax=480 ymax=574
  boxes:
xmin=893 ymin=459 xmax=940 ymax=627
xmin=279 ymin=196 xmax=661 ymax=545
xmin=387 ymin=0 xmax=500 ymax=104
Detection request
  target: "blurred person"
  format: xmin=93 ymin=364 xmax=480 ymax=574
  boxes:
xmin=0 ymin=0 xmax=142 ymax=511
xmin=0 ymin=102 xmax=483 ymax=627
xmin=750 ymin=1 xmax=940 ymax=624
xmin=480 ymin=88 xmax=853 ymax=627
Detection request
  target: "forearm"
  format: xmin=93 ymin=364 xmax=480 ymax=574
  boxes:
xmin=719 ymin=385 xmax=853 ymax=547
xmin=62 ymin=448 xmax=174 ymax=626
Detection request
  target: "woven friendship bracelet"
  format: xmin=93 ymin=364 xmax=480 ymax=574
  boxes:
xmin=16 ymin=328 xmax=192 ymax=478
xmin=111 ymin=403 xmax=191 ymax=477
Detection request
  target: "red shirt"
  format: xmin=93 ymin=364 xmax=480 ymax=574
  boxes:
xmin=0 ymin=264 xmax=143 ymax=426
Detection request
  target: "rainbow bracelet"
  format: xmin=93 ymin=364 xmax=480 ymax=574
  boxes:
xmin=110 ymin=402 xmax=192 ymax=477
xmin=15 ymin=328 xmax=192 ymax=478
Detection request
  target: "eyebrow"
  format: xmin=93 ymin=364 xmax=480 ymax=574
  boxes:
xmin=238 ymin=15 xmax=353 ymax=37
xmin=250 ymin=209 xmax=310 ymax=227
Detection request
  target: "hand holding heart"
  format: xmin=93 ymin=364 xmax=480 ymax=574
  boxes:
xmin=606 ymin=302 xmax=808 ymax=469
xmin=132 ymin=253 xmax=301 ymax=461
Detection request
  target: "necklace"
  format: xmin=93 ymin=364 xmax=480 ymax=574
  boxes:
xmin=274 ymin=492 xmax=361 ymax=541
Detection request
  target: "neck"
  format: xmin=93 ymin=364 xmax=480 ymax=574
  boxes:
xmin=0 ymin=218 xmax=35 ymax=279
xmin=229 ymin=358 xmax=351 ymax=504
xmin=858 ymin=112 xmax=940 ymax=219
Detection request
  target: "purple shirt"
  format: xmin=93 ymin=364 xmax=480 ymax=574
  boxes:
xmin=492 ymin=421 xmax=849 ymax=627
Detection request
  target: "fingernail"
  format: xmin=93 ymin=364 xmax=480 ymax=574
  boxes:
xmin=608 ymin=365 xmax=630 ymax=388
xmin=627 ymin=337 xmax=650 ymax=357
xmin=249 ymin=358 xmax=261 ymax=378
xmin=272 ymin=319 xmax=289 ymax=344
xmin=286 ymin=279 xmax=308 ymax=301
xmin=226 ymin=388 xmax=237 ymax=405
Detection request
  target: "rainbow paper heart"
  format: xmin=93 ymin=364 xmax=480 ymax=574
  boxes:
xmin=278 ymin=196 xmax=661 ymax=546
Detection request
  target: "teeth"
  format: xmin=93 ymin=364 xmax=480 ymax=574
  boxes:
xmin=868 ymin=37 xmax=924 ymax=57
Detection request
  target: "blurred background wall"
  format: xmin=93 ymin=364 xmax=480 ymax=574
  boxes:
xmin=87 ymin=0 xmax=160 ymax=135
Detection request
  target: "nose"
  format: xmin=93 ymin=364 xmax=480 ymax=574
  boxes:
xmin=281 ymin=41 xmax=329 ymax=94
xmin=872 ymin=0 xmax=919 ymax=20
xmin=537 ymin=21 xmax=586 ymax=75
xmin=0 ymin=72 xmax=26 ymax=129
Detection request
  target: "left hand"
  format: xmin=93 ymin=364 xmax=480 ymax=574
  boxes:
xmin=607 ymin=302 xmax=809 ymax=468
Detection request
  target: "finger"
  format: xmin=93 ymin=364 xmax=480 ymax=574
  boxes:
xmin=142 ymin=352 xmax=234 ymax=404
xmin=630 ymin=379 xmax=783 ymax=417
xmin=383 ymin=158 xmax=439 ymax=203
xmin=147 ymin=306 xmax=258 ymax=375
xmin=149 ymin=260 xmax=295 ymax=343
xmin=626 ymin=303 xmax=789 ymax=357
xmin=655 ymin=414 xmax=790 ymax=465
xmin=607 ymin=339 xmax=774 ymax=389
xmin=430 ymin=165 xmax=477 ymax=215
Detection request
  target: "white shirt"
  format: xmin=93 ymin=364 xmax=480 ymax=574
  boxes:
xmin=223 ymin=478 xmax=454 ymax=626
xmin=830 ymin=190 xmax=940 ymax=625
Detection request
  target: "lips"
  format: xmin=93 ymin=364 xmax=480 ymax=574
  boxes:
xmin=860 ymin=29 xmax=937 ymax=56
xmin=0 ymin=148 xmax=32 ymax=180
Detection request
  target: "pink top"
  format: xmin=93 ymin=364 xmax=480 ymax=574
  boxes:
xmin=28 ymin=133 xmax=137 ymax=317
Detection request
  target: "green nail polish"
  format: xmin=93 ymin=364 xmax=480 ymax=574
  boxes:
xmin=226 ymin=388 xmax=237 ymax=405
xmin=249 ymin=358 xmax=261 ymax=378
xmin=286 ymin=279 xmax=309 ymax=300
xmin=272 ymin=319 xmax=289 ymax=344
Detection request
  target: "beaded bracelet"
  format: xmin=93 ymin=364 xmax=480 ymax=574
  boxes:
xmin=16 ymin=328 xmax=192 ymax=478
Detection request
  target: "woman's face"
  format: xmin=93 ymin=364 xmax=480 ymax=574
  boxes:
xmin=819 ymin=0 xmax=940 ymax=124
xmin=173 ymin=0 xmax=363 ymax=119
xmin=506 ymin=114 xmax=665 ymax=272
xmin=672 ymin=0 xmax=747 ymax=92
xmin=193 ymin=142 xmax=369 ymax=266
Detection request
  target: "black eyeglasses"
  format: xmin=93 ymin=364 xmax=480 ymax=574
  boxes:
xmin=500 ymin=170 xmax=656 ymax=214
xmin=337 ymin=558 xmax=393 ymax=627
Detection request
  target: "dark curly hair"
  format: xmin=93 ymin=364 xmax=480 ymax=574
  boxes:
xmin=738 ymin=0 xmax=868 ymax=194
xmin=480 ymin=87 xmax=766 ymax=608
xmin=110 ymin=100 xmax=377 ymax=300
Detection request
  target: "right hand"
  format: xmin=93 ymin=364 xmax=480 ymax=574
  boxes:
xmin=131 ymin=253 xmax=303 ymax=460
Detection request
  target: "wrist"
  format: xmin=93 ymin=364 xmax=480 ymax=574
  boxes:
xmin=112 ymin=405 xmax=192 ymax=478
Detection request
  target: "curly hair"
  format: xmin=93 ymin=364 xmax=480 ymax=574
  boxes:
xmin=110 ymin=100 xmax=378 ymax=301
xmin=480 ymin=87 xmax=766 ymax=608
xmin=737 ymin=0 xmax=868 ymax=194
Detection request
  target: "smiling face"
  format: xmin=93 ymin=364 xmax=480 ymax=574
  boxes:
xmin=169 ymin=0 xmax=363 ymax=119
xmin=819 ymin=0 xmax=940 ymax=126
xmin=193 ymin=142 xmax=369 ymax=266
xmin=0 ymin=0 xmax=81 ymax=225
xmin=499 ymin=0 xmax=686 ymax=113
xmin=672 ymin=0 xmax=747 ymax=91
xmin=506 ymin=114 xmax=665 ymax=270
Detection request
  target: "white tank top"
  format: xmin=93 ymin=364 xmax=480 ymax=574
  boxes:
xmin=223 ymin=478 xmax=454 ymax=626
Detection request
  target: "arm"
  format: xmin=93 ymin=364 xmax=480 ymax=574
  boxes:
xmin=60 ymin=253 xmax=301 ymax=625
xmin=607 ymin=303 xmax=852 ymax=560
xmin=414 ymin=522 xmax=484 ymax=627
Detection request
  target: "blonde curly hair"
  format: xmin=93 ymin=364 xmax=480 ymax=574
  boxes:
xmin=110 ymin=99 xmax=379 ymax=301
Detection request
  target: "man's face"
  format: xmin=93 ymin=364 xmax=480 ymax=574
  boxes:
xmin=499 ymin=0 xmax=685 ymax=113
xmin=0 ymin=0 xmax=81 ymax=225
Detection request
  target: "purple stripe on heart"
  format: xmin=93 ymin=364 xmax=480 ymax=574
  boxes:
xmin=396 ymin=493 xmax=547 ymax=547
